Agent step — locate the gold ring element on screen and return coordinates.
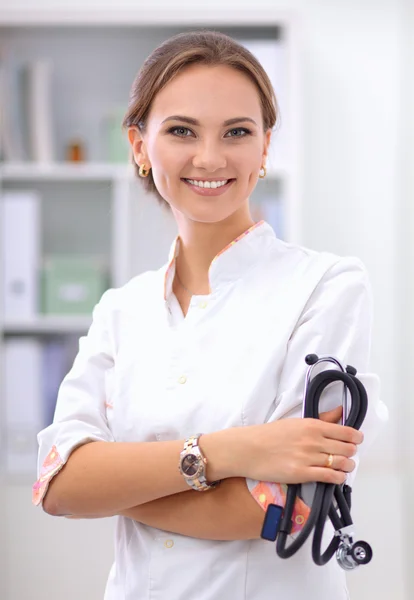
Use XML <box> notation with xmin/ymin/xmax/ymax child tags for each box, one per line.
<box><xmin>325</xmin><ymin>454</ymin><xmax>334</xmax><ymax>468</ymax></box>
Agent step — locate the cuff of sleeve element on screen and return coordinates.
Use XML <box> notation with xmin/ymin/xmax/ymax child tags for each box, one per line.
<box><xmin>33</xmin><ymin>418</ymin><xmax>114</xmax><ymax>508</ymax></box>
<box><xmin>246</xmin><ymin>478</ymin><xmax>311</xmax><ymax>534</ymax></box>
<box><xmin>32</xmin><ymin>445</ymin><xmax>65</xmax><ymax>506</ymax></box>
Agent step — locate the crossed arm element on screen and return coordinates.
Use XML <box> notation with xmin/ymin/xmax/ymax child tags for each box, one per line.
<box><xmin>68</xmin><ymin>477</ymin><xmax>265</xmax><ymax>541</ymax></box>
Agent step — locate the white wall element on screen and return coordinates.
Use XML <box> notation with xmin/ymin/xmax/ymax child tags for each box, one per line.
<box><xmin>400</xmin><ymin>0</ymin><xmax>414</xmax><ymax>598</ymax></box>
<box><xmin>0</xmin><ymin>1</ymin><xmax>408</xmax><ymax>599</ymax></box>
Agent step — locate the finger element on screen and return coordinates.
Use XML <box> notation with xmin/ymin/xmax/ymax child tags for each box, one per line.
<box><xmin>315</xmin><ymin>454</ymin><xmax>356</xmax><ymax>473</ymax></box>
<box><xmin>319</xmin><ymin>406</ymin><xmax>343</xmax><ymax>424</ymax></box>
<box><xmin>320</xmin><ymin>422</ymin><xmax>364</xmax><ymax>445</ymax></box>
<box><xmin>306</xmin><ymin>467</ymin><xmax>348</xmax><ymax>486</ymax></box>
<box><xmin>322</xmin><ymin>439</ymin><xmax>358</xmax><ymax>459</ymax></box>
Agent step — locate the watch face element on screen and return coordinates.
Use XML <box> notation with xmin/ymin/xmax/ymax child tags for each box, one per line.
<box><xmin>181</xmin><ymin>453</ymin><xmax>200</xmax><ymax>477</ymax></box>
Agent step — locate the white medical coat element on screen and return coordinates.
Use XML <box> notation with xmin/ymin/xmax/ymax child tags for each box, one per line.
<box><xmin>33</xmin><ymin>220</ymin><xmax>388</xmax><ymax>600</ymax></box>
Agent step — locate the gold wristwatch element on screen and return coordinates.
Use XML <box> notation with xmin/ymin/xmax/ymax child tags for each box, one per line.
<box><xmin>178</xmin><ymin>434</ymin><xmax>221</xmax><ymax>491</ymax></box>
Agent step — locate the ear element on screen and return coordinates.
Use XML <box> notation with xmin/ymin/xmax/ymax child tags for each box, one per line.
<box><xmin>262</xmin><ymin>129</ymin><xmax>272</xmax><ymax>164</ymax></box>
<box><xmin>128</xmin><ymin>126</ymin><xmax>151</xmax><ymax>169</ymax></box>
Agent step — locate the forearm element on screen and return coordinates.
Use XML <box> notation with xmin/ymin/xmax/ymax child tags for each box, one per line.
<box><xmin>44</xmin><ymin>428</ymin><xmax>242</xmax><ymax>518</ymax></box>
<box><xmin>119</xmin><ymin>477</ymin><xmax>264</xmax><ymax>541</ymax></box>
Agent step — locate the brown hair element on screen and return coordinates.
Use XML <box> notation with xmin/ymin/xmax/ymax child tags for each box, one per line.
<box><xmin>122</xmin><ymin>30</ymin><xmax>279</xmax><ymax>207</ymax></box>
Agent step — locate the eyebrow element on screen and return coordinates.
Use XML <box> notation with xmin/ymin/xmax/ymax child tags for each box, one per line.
<box><xmin>161</xmin><ymin>115</ymin><xmax>258</xmax><ymax>127</ymax></box>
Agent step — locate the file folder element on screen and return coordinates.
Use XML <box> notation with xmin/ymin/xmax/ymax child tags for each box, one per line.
<box><xmin>4</xmin><ymin>337</ymin><xmax>43</xmax><ymax>474</ymax></box>
<box><xmin>1</xmin><ymin>190</ymin><xmax>41</xmax><ymax>320</ymax></box>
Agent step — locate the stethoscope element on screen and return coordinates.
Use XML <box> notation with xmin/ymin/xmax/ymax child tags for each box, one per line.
<box><xmin>261</xmin><ymin>354</ymin><xmax>373</xmax><ymax>570</ymax></box>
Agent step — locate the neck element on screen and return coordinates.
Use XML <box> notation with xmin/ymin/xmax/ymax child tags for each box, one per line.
<box><xmin>172</xmin><ymin>211</ymin><xmax>255</xmax><ymax>295</ymax></box>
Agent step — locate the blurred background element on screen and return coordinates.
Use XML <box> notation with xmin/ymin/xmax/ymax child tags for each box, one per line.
<box><xmin>0</xmin><ymin>0</ymin><xmax>412</xmax><ymax>598</ymax></box>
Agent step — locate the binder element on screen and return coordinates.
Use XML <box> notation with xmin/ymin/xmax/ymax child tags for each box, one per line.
<box><xmin>42</xmin><ymin>335</ymin><xmax>81</xmax><ymax>428</ymax></box>
<box><xmin>21</xmin><ymin>60</ymin><xmax>55</xmax><ymax>163</ymax></box>
<box><xmin>3</xmin><ymin>337</ymin><xmax>43</xmax><ymax>474</ymax></box>
<box><xmin>1</xmin><ymin>190</ymin><xmax>41</xmax><ymax>320</ymax></box>
<box><xmin>0</xmin><ymin>57</ymin><xmax>27</xmax><ymax>162</ymax></box>
<box><xmin>42</xmin><ymin>338</ymin><xmax>66</xmax><ymax>428</ymax></box>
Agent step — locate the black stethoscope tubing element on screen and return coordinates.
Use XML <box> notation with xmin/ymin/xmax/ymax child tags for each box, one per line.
<box><xmin>263</xmin><ymin>359</ymin><xmax>372</xmax><ymax>568</ymax></box>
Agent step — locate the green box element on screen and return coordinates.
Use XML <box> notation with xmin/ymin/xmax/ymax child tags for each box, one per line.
<box><xmin>41</xmin><ymin>256</ymin><xmax>108</xmax><ymax>315</ymax></box>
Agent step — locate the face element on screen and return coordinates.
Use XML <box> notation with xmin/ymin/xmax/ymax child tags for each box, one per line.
<box><xmin>128</xmin><ymin>64</ymin><xmax>272</xmax><ymax>225</ymax></box>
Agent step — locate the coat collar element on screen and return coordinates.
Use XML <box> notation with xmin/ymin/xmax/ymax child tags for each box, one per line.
<box><xmin>162</xmin><ymin>220</ymin><xmax>276</xmax><ymax>300</ymax></box>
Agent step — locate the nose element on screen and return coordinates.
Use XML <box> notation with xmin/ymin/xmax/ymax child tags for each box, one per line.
<box><xmin>192</xmin><ymin>139</ymin><xmax>227</xmax><ymax>172</ymax></box>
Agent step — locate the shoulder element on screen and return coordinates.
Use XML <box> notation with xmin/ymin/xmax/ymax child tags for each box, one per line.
<box><xmin>267</xmin><ymin>236</ymin><xmax>370</xmax><ymax>287</ymax></box>
<box><xmin>261</xmin><ymin>237</ymin><xmax>372</xmax><ymax>315</ymax></box>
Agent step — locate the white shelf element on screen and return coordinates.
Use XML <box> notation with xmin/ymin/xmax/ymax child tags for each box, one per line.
<box><xmin>0</xmin><ymin>162</ymin><xmax>287</xmax><ymax>182</ymax></box>
<box><xmin>0</xmin><ymin>162</ymin><xmax>134</xmax><ymax>182</ymax></box>
<box><xmin>0</xmin><ymin>8</ymin><xmax>294</xmax><ymax>27</ymax></box>
<box><xmin>3</xmin><ymin>315</ymin><xmax>92</xmax><ymax>334</ymax></box>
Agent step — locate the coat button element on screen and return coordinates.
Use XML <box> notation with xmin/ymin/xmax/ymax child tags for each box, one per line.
<box><xmin>199</xmin><ymin>301</ymin><xmax>208</xmax><ymax>309</ymax></box>
<box><xmin>164</xmin><ymin>539</ymin><xmax>174</xmax><ymax>548</ymax></box>
<box><xmin>178</xmin><ymin>375</ymin><xmax>187</xmax><ymax>384</ymax></box>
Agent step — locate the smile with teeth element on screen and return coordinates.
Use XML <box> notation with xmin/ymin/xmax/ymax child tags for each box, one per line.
<box><xmin>185</xmin><ymin>179</ymin><xmax>231</xmax><ymax>189</ymax></box>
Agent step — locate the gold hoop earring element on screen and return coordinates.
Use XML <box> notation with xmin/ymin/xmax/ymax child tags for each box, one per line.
<box><xmin>259</xmin><ymin>165</ymin><xmax>267</xmax><ymax>179</ymax></box>
<box><xmin>139</xmin><ymin>164</ymin><xmax>150</xmax><ymax>178</ymax></box>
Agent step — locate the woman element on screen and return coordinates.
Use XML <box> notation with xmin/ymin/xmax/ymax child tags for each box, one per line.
<box><xmin>33</xmin><ymin>30</ymin><xmax>387</xmax><ymax>599</ymax></box>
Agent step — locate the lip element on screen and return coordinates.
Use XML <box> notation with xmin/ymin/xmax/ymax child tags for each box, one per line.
<box><xmin>182</xmin><ymin>178</ymin><xmax>235</xmax><ymax>196</ymax></box>
<box><xmin>184</xmin><ymin>177</ymin><xmax>233</xmax><ymax>182</ymax></box>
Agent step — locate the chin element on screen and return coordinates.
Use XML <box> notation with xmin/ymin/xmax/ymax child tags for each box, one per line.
<box><xmin>188</xmin><ymin>207</ymin><xmax>243</xmax><ymax>225</ymax></box>
<box><xmin>166</xmin><ymin>190</ymin><xmax>246</xmax><ymax>223</ymax></box>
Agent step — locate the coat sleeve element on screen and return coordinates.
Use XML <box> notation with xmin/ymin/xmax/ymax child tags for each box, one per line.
<box><xmin>245</xmin><ymin>256</ymin><xmax>388</xmax><ymax>531</ymax></box>
<box><xmin>32</xmin><ymin>289</ymin><xmax>116</xmax><ymax>508</ymax></box>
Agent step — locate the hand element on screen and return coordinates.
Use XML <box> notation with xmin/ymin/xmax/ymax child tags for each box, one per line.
<box><xmin>237</xmin><ymin>406</ymin><xmax>363</xmax><ymax>486</ymax></box>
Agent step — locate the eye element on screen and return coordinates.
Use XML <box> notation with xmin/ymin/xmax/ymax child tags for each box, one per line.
<box><xmin>225</xmin><ymin>127</ymin><xmax>252</xmax><ymax>138</ymax></box>
<box><xmin>168</xmin><ymin>126</ymin><xmax>194</xmax><ymax>138</ymax></box>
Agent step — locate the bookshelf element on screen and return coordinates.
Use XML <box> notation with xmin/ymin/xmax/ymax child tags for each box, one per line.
<box><xmin>0</xmin><ymin>14</ymin><xmax>301</xmax><ymax>478</ymax></box>
<box><xmin>0</xmin><ymin>161</ymin><xmax>289</xmax><ymax>183</ymax></box>
<box><xmin>3</xmin><ymin>315</ymin><xmax>92</xmax><ymax>335</ymax></box>
<box><xmin>0</xmin><ymin>9</ymin><xmax>302</xmax><ymax>600</ymax></box>
<box><xmin>0</xmin><ymin>162</ymin><xmax>135</xmax><ymax>181</ymax></box>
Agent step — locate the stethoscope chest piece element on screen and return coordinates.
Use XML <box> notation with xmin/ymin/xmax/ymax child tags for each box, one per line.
<box><xmin>336</xmin><ymin>539</ymin><xmax>373</xmax><ymax>570</ymax></box>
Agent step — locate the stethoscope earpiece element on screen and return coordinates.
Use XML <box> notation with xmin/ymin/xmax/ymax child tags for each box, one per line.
<box><xmin>305</xmin><ymin>353</ymin><xmax>319</xmax><ymax>365</ymax></box>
